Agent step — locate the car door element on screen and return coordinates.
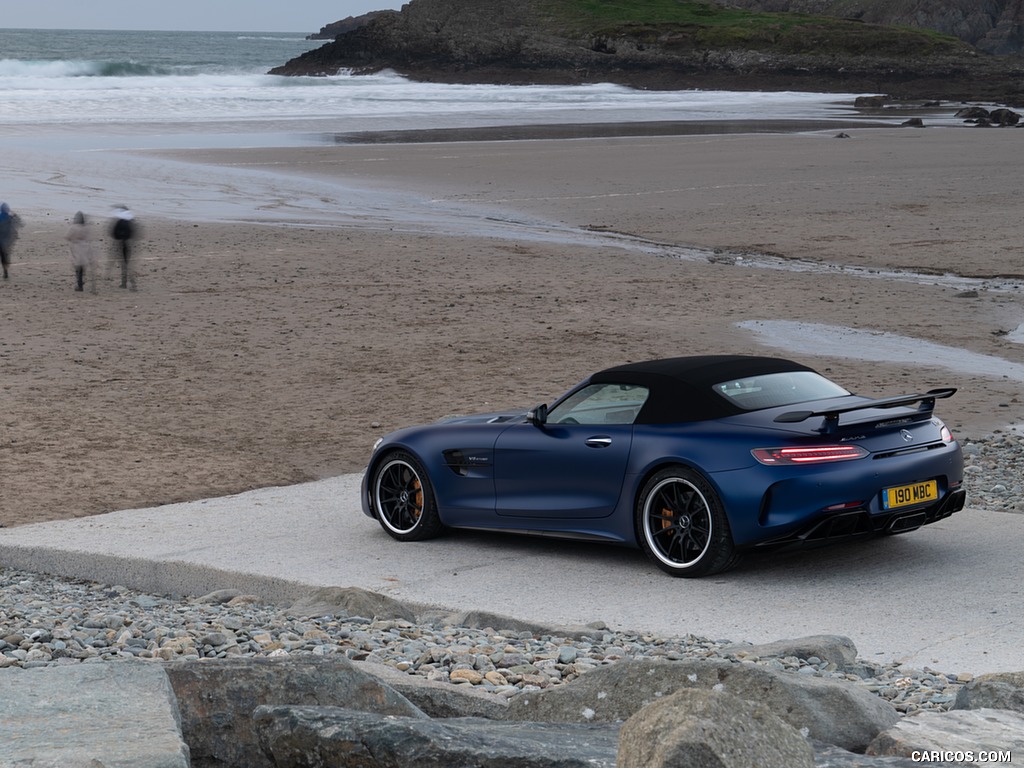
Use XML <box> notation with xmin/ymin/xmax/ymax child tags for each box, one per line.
<box><xmin>493</xmin><ymin>383</ymin><xmax>648</xmax><ymax>519</ymax></box>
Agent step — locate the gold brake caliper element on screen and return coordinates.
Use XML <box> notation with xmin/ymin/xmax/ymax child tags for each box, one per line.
<box><xmin>412</xmin><ymin>478</ymin><xmax>423</xmax><ymax>520</ymax></box>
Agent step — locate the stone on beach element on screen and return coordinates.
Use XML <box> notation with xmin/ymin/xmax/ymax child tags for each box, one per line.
<box><xmin>166</xmin><ymin>656</ymin><xmax>424</xmax><ymax>768</ymax></box>
<box><xmin>952</xmin><ymin>670</ymin><xmax>1024</xmax><ymax>713</ymax></box>
<box><xmin>866</xmin><ymin>708</ymin><xmax>1024</xmax><ymax>762</ymax></box>
<box><xmin>617</xmin><ymin>687</ymin><xmax>815</xmax><ymax>768</ymax></box>
<box><xmin>0</xmin><ymin>663</ymin><xmax>189</xmax><ymax>768</ymax></box>
<box><xmin>501</xmin><ymin>657</ymin><xmax>899</xmax><ymax>752</ymax></box>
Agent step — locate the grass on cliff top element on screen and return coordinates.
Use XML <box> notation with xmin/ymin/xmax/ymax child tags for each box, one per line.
<box><xmin>538</xmin><ymin>0</ymin><xmax>970</xmax><ymax>56</ymax></box>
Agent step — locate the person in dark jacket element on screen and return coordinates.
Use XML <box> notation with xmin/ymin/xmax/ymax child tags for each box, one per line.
<box><xmin>110</xmin><ymin>205</ymin><xmax>137</xmax><ymax>290</ymax></box>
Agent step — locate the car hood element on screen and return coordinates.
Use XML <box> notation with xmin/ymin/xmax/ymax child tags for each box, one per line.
<box><xmin>435</xmin><ymin>410</ymin><xmax>528</xmax><ymax>425</ymax></box>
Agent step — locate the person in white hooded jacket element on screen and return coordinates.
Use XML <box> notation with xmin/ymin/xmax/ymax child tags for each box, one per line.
<box><xmin>66</xmin><ymin>211</ymin><xmax>97</xmax><ymax>292</ymax></box>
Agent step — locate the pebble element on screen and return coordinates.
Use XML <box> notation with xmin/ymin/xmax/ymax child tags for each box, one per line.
<box><xmin>961</xmin><ymin>431</ymin><xmax>1024</xmax><ymax>514</ymax></box>
<box><xmin>0</xmin><ymin>566</ymin><xmax>968</xmax><ymax>714</ymax></box>
<box><xmin>1</xmin><ymin>432</ymin><xmax>1018</xmax><ymax>714</ymax></box>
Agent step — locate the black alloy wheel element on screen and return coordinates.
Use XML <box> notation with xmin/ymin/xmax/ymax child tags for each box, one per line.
<box><xmin>372</xmin><ymin>451</ymin><xmax>443</xmax><ymax>541</ymax></box>
<box><xmin>636</xmin><ymin>466</ymin><xmax>739</xmax><ymax>577</ymax></box>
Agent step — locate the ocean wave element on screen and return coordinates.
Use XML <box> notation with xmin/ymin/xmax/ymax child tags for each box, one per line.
<box><xmin>236</xmin><ymin>35</ymin><xmax>310</xmax><ymax>42</ymax></box>
<box><xmin>95</xmin><ymin>61</ymin><xmax>172</xmax><ymax>77</ymax></box>
<box><xmin>0</xmin><ymin>58</ymin><xmax>174</xmax><ymax>78</ymax></box>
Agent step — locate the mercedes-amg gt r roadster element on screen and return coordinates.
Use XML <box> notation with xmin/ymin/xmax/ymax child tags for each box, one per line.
<box><xmin>361</xmin><ymin>355</ymin><xmax>965</xmax><ymax>576</ymax></box>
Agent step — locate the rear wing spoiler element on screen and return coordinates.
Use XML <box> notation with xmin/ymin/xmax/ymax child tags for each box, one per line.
<box><xmin>774</xmin><ymin>388</ymin><xmax>957</xmax><ymax>433</ymax></box>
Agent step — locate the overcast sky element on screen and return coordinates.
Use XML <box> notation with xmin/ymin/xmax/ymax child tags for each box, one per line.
<box><xmin>4</xmin><ymin>1</ymin><xmax>403</xmax><ymax>33</ymax></box>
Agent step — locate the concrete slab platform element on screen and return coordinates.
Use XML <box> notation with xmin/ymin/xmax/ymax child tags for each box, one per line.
<box><xmin>0</xmin><ymin>474</ymin><xmax>1020</xmax><ymax>676</ymax></box>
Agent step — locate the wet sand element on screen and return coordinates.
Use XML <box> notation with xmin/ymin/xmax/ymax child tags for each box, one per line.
<box><xmin>2</xmin><ymin>124</ymin><xmax>1024</xmax><ymax>528</ymax></box>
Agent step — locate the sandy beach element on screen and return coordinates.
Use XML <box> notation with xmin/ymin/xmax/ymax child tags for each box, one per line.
<box><xmin>3</xmin><ymin>124</ymin><xmax>1024</xmax><ymax>529</ymax></box>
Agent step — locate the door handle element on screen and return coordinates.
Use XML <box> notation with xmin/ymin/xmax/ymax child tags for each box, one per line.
<box><xmin>586</xmin><ymin>437</ymin><xmax>612</xmax><ymax>448</ymax></box>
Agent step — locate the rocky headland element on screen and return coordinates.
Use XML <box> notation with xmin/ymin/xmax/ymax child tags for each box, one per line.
<box><xmin>271</xmin><ymin>0</ymin><xmax>1024</xmax><ymax>104</ymax></box>
<box><xmin>306</xmin><ymin>11</ymin><xmax>394</xmax><ymax>41</ymax></box>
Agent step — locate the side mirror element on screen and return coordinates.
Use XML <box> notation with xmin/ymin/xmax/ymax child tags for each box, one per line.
<box><xmin>526</xmin><ymin>403</ymin><xmax>548</xmax><ymax>426</ymax></box>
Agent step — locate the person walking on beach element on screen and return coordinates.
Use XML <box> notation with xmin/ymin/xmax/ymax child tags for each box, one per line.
<box><xmin>0</xmin><ymin>202</ymin><xmax>23</xmax><ymax>280</ymax></box>
<box><xmin>66</xmin><ymin>211</ymin><xmax>97</xmax><ymax>293</ymax></box>
<box><xmin>110</xmin><ymin>205</ymin><xmax>137</xmax><ymax>290</ymax></box>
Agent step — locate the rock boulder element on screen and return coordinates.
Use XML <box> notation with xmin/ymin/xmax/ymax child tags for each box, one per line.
<box><xmin>953</xmin><ymin>671</ymin><xmax>1024</xmax><ymax>713</ymax></box>
<box><xmin>617</xmin><ymin>687</ymin><xmax>815</xmax><ymax>768</ymax></box>
<box><xmin>254</xmin><ymin>705</ymin><xmax>620</xmax><ymax>768</ymax></box>
<box><xmin>867</xmin><ymin>708</ymin><xmax>1024</xmax><ymax>762</ymax></box>
<box><xmin>501</xmin><ymin>657</ymin><xmax>898</xmax><ymax>751</ymax></box>
<box><xmin>166</xmin><ymin>656</ymin><xmax>423</xmax><ymax>768</ymax></box>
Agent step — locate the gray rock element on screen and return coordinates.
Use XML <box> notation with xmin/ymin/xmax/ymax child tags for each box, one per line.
<box><xmin>721</xmin><ymin>634</ymin><xmax>862</xmax><ymax>673</ymax></box>
<box><xmin>196</xmin><ymin>588</ymin><xmax>246</xmax><ymax>604</ymax></box>
<box><xmin>502</xmin><ymin>658</ymin><xmax>898</xmax><ymax>751</ymax></box>
<box><xmin>424</xmin><ymin>606</ymin><xmax>609</xmax><ymax>641</ymax></box>
<box><xmin>953</xmin><ymin>671</ymin><xmax>1024</xmax><ymax>713</ymax></box>
<box><xmin>166</xmin><ymin>656</ymin><xmax>424</xmax><ymax>768</ymax></box>
<box><xmin>285</xmin><ymin>585</ymin><xmax>417</xmax><ymax>621</ymax></box>
<box><xmin>812</xmin><ymin>741</ymin><xmax>971</xmax><ymax>767</ymax></box>
<box><xmin>617</xmin><ymin>688</ymin><xmax>815</xmax><ymax>768</ymax></box>
<box><xmin>854</xmin><ymin>95</ymin><xmax>886</xmax><ymax>109</ymax></box>
<box><xmin>990</xmin><ymin>107</ymin><xmax>1021</xmax><ymax>126</ymax></box>
<box><xmin>0</xmin><ymin>661</ymin><xmax>189</xmax><ymax>768</ymax></box>
<box><xmin>361</xmin><ymin>659</ymin><xmax>511</xmax><ymax>719</ymax></box>
<box><xmin>253</xmin><ymin>705</ymin><xmax>620</xmax><ymax>768</ymax></box>
<box><xmin>867</xmin><ymin>708</ymin><xmax>1024</xmax><ymax>761</ymax></box>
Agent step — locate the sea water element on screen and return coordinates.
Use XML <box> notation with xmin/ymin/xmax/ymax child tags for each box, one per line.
<box><xmin>0</xmin><ymin>28</ymin><xmax>876</xmax><ymax>227</ymax></box>
<box><xmin>0</xmin><ymin>27</ymin><xmax>874</xmax><ymax>141</ymax></box>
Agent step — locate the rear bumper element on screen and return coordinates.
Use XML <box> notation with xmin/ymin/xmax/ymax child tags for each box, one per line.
<box><xmin>752</xmin><ymin>488</ymin><xmax>967</xmax><ymax>550</ymax></box>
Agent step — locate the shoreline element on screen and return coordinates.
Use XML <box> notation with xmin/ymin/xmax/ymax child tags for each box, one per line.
<box><xmin>330</xmin><ymin>117</ymin><xmax>898</xmax><ymax>144</ymax></box>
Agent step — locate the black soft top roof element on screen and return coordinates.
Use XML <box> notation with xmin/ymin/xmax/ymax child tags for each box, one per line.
<box><xmin>589</xmin><ymin>355</ymin><xmax>816</xmax><ymax>424</ymax></box>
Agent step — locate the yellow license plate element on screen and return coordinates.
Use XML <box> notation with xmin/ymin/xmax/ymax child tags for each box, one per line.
<box><xmin>882</xmin><ymin>480</ymin><xmax>938</xmax><ymax>510</ymax></box>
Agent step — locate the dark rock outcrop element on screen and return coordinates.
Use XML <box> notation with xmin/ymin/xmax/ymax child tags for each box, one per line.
<box><xmin>307</xmin><ymin>11</ymin><xmax>396</xmax><ymax>40</ymax></box>
<box><xmin>953</xmin><ymin>105</ymin><xmax>1022</xmax><ymax>124</ymax></box>
<box><xmin>274</xmin><ymin>0</ymin><xmax>1024</xmax><ymax>101</ymax></box>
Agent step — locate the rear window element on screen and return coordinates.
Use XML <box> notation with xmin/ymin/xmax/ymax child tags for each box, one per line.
<box><xmin>712</xmin><ymin>371</ymin><xmax>849</xmax><ymax>411</ymax></box>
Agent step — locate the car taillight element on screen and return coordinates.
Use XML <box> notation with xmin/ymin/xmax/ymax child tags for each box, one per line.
<box><xmin>752</xmin><ymin>445</ymin><xmax>869</xmax><ymax>465</ymax></box>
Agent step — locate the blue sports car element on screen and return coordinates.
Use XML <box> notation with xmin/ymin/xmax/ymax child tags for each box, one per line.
<box><xmin>361</xmin><ymin>355</ymin><xmax>965</xmax><ymax>577</ymax></box>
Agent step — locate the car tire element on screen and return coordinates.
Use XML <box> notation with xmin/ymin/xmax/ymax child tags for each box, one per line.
<box><xmin>371</xmin><ymin>451</ymin><xmax>444</xmax><ymax>541</ymax></box>
<box><xmin>636</xmin><ymin>466</ymin><xmax>740</xmax><ymax>577</ymax></box>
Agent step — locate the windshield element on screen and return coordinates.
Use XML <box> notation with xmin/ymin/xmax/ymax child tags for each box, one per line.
<box><xmin>548</xmin><ymin>383</ymin><xmax>650</xmax><ymax>425</ymax></box>
<box><xmin>712</xmin><ymin>371</ymin><xmax>849</xmax><ymax>411</ymax></box>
